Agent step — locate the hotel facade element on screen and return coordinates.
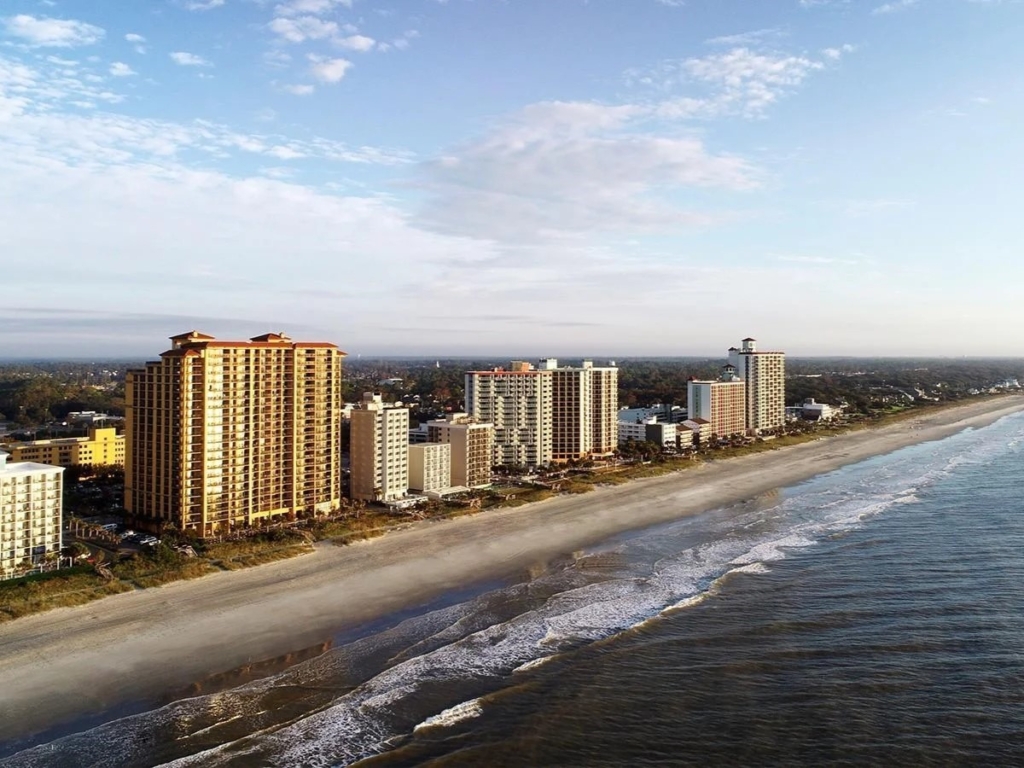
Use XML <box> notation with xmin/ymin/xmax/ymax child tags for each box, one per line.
<box><xmin>426</xmin><ymin>413</ymin><xmax>494</xmax><ymax>488</ymax></box>
<box><xmin>544</xmin><ymin>359</ymin><xmax>619</xmax><ymax>463</ymax></box>
<box><xmin>0</xmin><ymin>451</ymin><xmax>64</xmax><ymax>580</ymax></box>
<box><xmin>125</xmin><ymin>331</ymin><xmax>345</xmax><ymax>536</ymax></box>
<box><xmin>349</xmin><ymin>393</ymin><xmax>410</xmax><ymax>502</ymax></box>
<box><xmin>3</xmin><ymin>427</ymin><xmax>125</xmax><ymax>469</ymax></box>
<box><xmin>728</xmin><ymin>338</ymin><xmax>786</xmax><ymax>433</ymax></box>
<box><xmin>465</xmin><ymin>362</ymin><xmax>553</xmax><ymax>468</ymax></box>
<box><xmin>687</xmin><ymin>367</ymin><xmax>747</xmax><ymax>439</ymax></box>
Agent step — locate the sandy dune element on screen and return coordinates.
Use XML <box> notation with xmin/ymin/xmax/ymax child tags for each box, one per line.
<box><xmin>1</xmin><ymin>395</ymin><xmax>1022</xmax><ymax>745</ymax></box>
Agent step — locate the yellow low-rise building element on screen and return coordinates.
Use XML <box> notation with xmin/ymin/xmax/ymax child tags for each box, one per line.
<box><xmin>1</xmin><ymin>427</ymin><xmax>125</xmax><ymax>468</ymax></box>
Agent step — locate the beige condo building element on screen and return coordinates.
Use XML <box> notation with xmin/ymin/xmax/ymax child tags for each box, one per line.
<box><xmin>728</xmin><ymin>338</ymin><xmax>786</xmax><ymax>433</ymax></box>
<box><xmin>465</xmin><ymin>362</ymin><xmax>553</xmax><ymax>468</ymax></box>
<box><xmin>125</xmin><ymin>331</ymin><xmax>345</xmax><ymax>536</ymax></box>
<box><xmin>408</xmin><ymin>442</ymin><xmax>451</xmax><ymax>494</ymax></box>
<box><xmin>543</xmin><ymin>359</ymin><xmax>619</xmax><ymax>462</ymax></box>
<box><xmin>687</xmin><ymin>367</ymin><xmax>747</xmax><ymax>439</ymax></box>
<box><xmin>3</xmin><ymin>427</ymin><xmax>125</xmax><ymax>469</ymax></box>
<box><xmin>1</xmin><ymin>451</ymin><xmax>64</xmax><ymax>580</ymax></box>
<box><xmin>349</xmin><ymin>393</ymin><xmax>410</xmax><ymax>502</ymax></box>
<box><xmin>426</xmin><ymin>413</ymin><xmax>494</xmax><ymax>488</ymax></box>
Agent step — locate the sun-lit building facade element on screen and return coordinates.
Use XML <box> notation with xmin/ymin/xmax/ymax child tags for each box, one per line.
<box><xmin>729</xmin><ymin>338</ymin><xmax>786</xmax><ymax>433</ymax></box>
<box><xmin>687</xmin><ymin>367</ymin><xmax>747</xmax><ymax>439</ymax></box>
<box><xmin>0</xmin><ymin>451</ymin><xmax>64</xmax><ymax>580</ymax></box>
<box><xmin>125</xmin><ymin>331</ymin><xmax>345</xmax><ymax>536</ymax></box>
<box><xmin>2</xmin><ymin>427</ymin><xmax>125</xmax><ymax>469</ymax></box>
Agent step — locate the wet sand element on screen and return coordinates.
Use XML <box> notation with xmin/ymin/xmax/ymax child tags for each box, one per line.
<box><xmin>1</xmin><ymin>395</ymin><xmax>1022</xmax><ymax>745</ymax></box>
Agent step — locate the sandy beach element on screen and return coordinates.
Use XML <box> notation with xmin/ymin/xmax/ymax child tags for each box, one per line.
<box><xmin>2</xmin><ymin>395</ymin><xmax>1022</xmax><ymax>746</ymax></box>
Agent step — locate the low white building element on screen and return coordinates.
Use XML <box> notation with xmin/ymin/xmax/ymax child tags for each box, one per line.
<box><xmin>409</xmin><ymin>443</ymin><xmax>452</xmax><ymax>493</ymax></box>
<box><xmin>0</xmin><ymin>451</ymin><xmax>64</xmax><ymax>580</ymax></box>
<box><xmin>802</xmin><ymin>399</ymin><xmax>840</xmax><ymax>421</ymax></box>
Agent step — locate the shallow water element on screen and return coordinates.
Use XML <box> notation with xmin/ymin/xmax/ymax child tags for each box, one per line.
<box><xmin>5</xmin><ymin>411</ymin><xmax>1024</xmax><ymax>767</ymax></box>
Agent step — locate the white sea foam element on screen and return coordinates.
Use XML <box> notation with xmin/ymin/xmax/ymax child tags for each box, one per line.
<box><xmin>513</xmin><ymin>656</ymin><xmax>553</xmax><ymax>674</ymax></box>
<box><xmin>413</xmin><ymin>698</ymin><xmax>484</xmax><ymax>732</ymax></box>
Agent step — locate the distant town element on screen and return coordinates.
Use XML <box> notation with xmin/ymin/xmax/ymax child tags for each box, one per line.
<box><xmin>1</xmin><ymin>332</ymin><xmax>1022</xmax><ymax>590</ymax></box>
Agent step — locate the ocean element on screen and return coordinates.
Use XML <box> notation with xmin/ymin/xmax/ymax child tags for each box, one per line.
<box><xmin>5</xmin><ymin>411</ymin><xmax>1024</xmax><ymax>767</ymax></box>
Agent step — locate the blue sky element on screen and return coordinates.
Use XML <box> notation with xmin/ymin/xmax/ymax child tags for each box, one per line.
<box><xmin>1</xmin><ymin>0</ymin><xmax>1021</xmax><ymax>358</ymax></box>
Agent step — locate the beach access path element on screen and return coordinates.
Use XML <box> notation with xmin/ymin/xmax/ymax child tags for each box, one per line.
<box><xmin>2</xmin><ymin>395</ymin><xmax>1023</xmax><ymax>744</ymax></box>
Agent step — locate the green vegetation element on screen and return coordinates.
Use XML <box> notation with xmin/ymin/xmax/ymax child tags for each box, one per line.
<box><xmin>0</xmin><ymin>567</ymin><xmax>132</xmax><ymax>621</ymax></box>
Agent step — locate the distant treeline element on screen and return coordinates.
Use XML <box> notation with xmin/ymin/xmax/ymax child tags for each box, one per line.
<box><xmin>1</xmin><ymin>357</ymin><xmax>1021</xmax><ymax>426</ymax></box>
<box><xmin>0</xmin><ymin>361</ymin><xmax>132</xmax><ymax>425</ymax></box>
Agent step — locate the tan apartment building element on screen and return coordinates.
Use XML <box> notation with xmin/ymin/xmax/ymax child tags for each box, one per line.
<box><xmin>543</xmin><ymin>359</ymin><xmax>620</xmax><ymax>462</ymax></box>
<box><xmin>426</xmin><ymin>413</ymin><xmax>494</xmax><ymax>488</ymax></box>
<box><xmin>2</xmin><ymin>427</ymin><xmax>125</xmax><ymax>469</ymax></box>
<box><xmin>687</xmin><ymin>367</ymin><xmax>747</xmax><ymax>439</ymax></box>
<box><xmin>350</xmin><ymin>393</ymin><xmax>410</xmax><ymax>502</ymax></box>
<box><xmin>590</xmin><ymin>365</ymin><xmax>619</xmax><ymax>457</ymax></box>
<box><xmin>465</xmin><ymin>362</ymin><xmax>553</xmax><ymax>468</ymax></box>
<box><xmin>125</xmin><ymin>331</ymin><xmax>345</xmax><ymax>536</ymax></box>
<box><xmin>1</xmin><ymin>451</ymin><xmax>63</xmax><ymax>580</ymax></box>
<box><xmin>408</xmin><ymin>443</ymin><xmax>451</xmax><ymax>493</ymax></box>
<box><xmin>728</xmin><ymin>338</ymin><xmax>786</xmax><ymax>433</ymax></box>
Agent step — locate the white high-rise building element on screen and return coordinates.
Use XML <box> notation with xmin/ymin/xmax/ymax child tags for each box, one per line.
<box><xmin>349</xmin><ymin>393</ymin><xmax>410</xmax><ymax>502</ymax></box>
<box><xmin>1</xmin><ymin>451</ymin><xmax>64</xmax><ymax>580</ymax></box>
<box><xmin>465</xmin><ymin>362</ymin><xmax>553</xmax><ymax>468</ymax></box>
<box><xmin>728</xmin><ymin>338</ymin><xmax>786</xmax><ymax>433</ymax></box>
<box><xmin>408</xmin><ymin>443</ymin><xmax>451</xmax><ymax>493</ymax></box>
<box><xmin>426</xmin><ymin>413</ymin><xmax>494</xmax><ymax>488</ymax></box>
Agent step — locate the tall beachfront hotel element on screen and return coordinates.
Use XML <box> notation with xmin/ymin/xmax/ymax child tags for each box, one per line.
<box><xmin>465</xmin><ymin>361</ymin><xmax>553</xmax><ymax>469</ymax></box>
<box><xmin>728</xmin><ymin>338</ymin><xmax>786</xmax><ymax>433</ymax></box>
<box><xmin>349</xmin><ymin>392</ymin><xmax>410</xmax><ymax>502</ymax></box>
<box><xmin>465</xmin><ymin>359</ymin><xmax>619</xmax><ymax>468</ymax></box>
<box><xmin>544</xmin><ymin>359</ymin><xmax>619</xmax><ymax>462</ymax></box>
<box><xmin>125</xmin><ymin>331</ymin><xmax>345</xmax><ymax>536</ymax></box>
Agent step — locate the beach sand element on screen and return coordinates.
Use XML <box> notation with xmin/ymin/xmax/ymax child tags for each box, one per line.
<box><xmin>2</xmin><ymin>395</ymin><xmax>1022</xmax><ymax>745</ymax></box>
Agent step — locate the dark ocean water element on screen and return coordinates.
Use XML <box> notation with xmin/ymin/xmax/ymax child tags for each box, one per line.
<box><xmin>6</xmin><ymin>411</ymin><xmax>1024</xmax><ymax>768</ymax></box>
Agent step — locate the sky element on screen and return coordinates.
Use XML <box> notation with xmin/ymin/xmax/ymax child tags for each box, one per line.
<box><xmin>1</xmin><ymin>0</ymin><xmax>1022</xmax><ymax>358</ymax></box>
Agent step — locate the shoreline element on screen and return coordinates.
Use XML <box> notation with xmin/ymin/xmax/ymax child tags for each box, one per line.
<box><xmin>1</xmin><ymin>394</ymin><xmax>1023</xmax><ymax>746</ymax></box>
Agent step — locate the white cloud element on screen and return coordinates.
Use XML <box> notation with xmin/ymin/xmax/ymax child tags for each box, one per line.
<box><xmin>125</xmin><ymin>32</ymin><xmax>147</xmax><ymax>54</ymax></box>
<box><xmin>183</xmin><ymin>0</ymin><xmax>226</xmax><ymax>10</ymax></box>
<box><xmin>1</xmin><ymin>54</ymin><xmax>409</xmax><ymax>164</ymax></box>
<box><xmin>416</xmin><ymin>100</ymin><xmax>756</xmax><ymax>242</ymax></box>
<box><xmin>1</xmin><ymin>14</ymin><xmax>104</xmax><ymax>48</ymax></box>
<box><xmin>821</xmin><ymin>43</ymin><xmax>856</xmax><ymax>59</ymax></box>
<box><xmin>656</xmin><ymin>0</ymin><xmax>686</xmax><ymax>6</ymax></box>
<box><xmin>268</xmin><ymin>15</ymin><xmax>339</xmax><ymax>43</ymax></box>
<box><xmin>872</xmin><ymin>0</ymin><xmax>919</xmax><ymax>13</ymax></box>
<box><xmin>389</xmin><ymin>29</ymin><xmax>419</xmax><ymax>51</ymax></box>
<box><xmin>336</xmin><ymin>34</ymin><xmax>375</xmax><ymax>52</ymax></box>
<box><xmin>109</xmin><ymin>62</ymin><xmax>136</xmax><ymax>77</ymax></box>
<box><xmin>274</xmin><ymin>0</ymin><xmax>353</xmax><ymax>16</ymax></box>
<box><xmin>630</xmin><ymin>47</ymin><xmax>838</xmax><ymax>120</ymax></box>
<box><xmin>706</xmin><ymin>28</ymin><xmax>784</xmax><ymax>46</ymax></box>
<box><xmin>283</xmin><ymin>83</ymin><xmax>315</xmax><ymax>95</ymax></box>
<box><xmin>170</xmin><ymin>51</ymin><xmax>212</xmax><ymax>67</ymax></box>
<box><xmin>308</xmin><ymin>55</ymin><xmax>352</xmax><ymax>83</ymax></box>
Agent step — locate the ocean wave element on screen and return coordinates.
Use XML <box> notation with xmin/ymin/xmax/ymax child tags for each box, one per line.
<box><xmin>413</xmin><ymin>698</ymin><xmax>484</xmax><ymax>732</ymax></box>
